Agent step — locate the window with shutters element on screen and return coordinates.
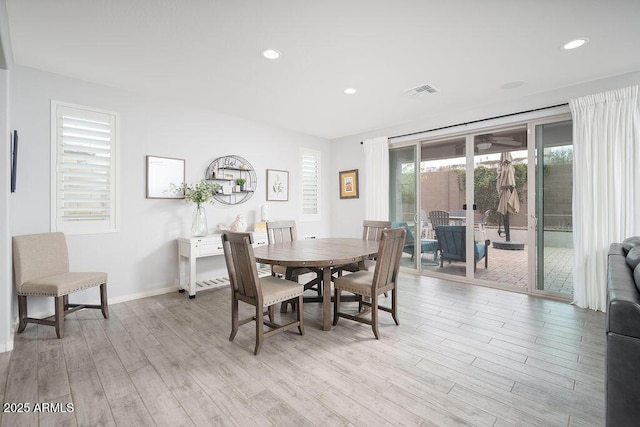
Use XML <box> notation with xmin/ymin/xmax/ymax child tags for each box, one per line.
<box><xmin>300</xmin><ymin>148</ymin><xmax>321</xmax><ymax>221</ymax></box>
<box><xmin>51</xmin><ymin>101</ymin><xmax>119</xmax><ymax>234</ymax></box>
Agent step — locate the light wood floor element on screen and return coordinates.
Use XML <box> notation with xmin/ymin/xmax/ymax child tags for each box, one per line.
<box><xmin>0</xmin><ymin>274</ymin><xmax>606</xmax><ymax>426</ymax></box>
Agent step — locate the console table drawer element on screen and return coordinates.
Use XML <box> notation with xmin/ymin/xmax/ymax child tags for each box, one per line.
<box><xmin>196</xmin><ymin>240</ymin><xmax>224</xmax><ymax>257</ymax></box>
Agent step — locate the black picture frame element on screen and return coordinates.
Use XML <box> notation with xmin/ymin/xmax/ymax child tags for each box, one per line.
<box><xmin>10</xmin><ymin>130</ymin><xmax>17</xmax><ymax>193</ymax></box>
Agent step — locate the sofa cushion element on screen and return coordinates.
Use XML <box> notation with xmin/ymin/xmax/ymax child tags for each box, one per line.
<box><xmin>636</xmin><ymin>264</ymin><xmax>640</xmax><ymax>294</ymax></box>
<box><xmin>627</xmin><ymin>247</ymin><xmax>640</xmax><ymax>270</ymax></box>
<box><xmin>623</xmin><ymin>236</ymin><xmax>640</xmax><ymax>254</ymax></box>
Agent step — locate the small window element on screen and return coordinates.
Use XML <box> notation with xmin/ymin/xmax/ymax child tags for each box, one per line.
<box><xmin>51</xmin><ymin>101</ymin><xmax>119</xmax><ymax>234</ymax></box>
<box><xmin>300</xmin><ymin>148</ymin><xmax>321</xmax><ymax>221</ymax></box>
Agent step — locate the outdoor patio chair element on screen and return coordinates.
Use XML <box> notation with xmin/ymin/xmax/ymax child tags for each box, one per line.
<box><xmin>391</xmin><ymin>222</ymin><xmax>438</xmax><ymax>263</ymax></box>
<box><xmin>474</xmin><ymin>209</ymin><xmax>491</xmax><ymax>241</ymax></box>
<box><xmin>428</xmin><ymin>210</ymin><xmax>450</xmax><ymax>238</ymax></box>
<box><xmin>435</xmin><ymin>225</ymin><xmax>489</xmax><ymax>272</ymax></box>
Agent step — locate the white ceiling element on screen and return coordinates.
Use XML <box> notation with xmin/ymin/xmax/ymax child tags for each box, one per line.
<box><xmin>5</xmin><ymin>1</ymin><xmax>640</xmax><ymax>140</ymax></box>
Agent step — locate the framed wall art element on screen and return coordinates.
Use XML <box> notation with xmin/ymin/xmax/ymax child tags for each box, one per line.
<box><xmin>266</xmin><ymin>169</ymin><xmax>289</xmax><ymax>201</ymax></box>
<box><xmin>146</xmin><ymin>155</ymin><xmax>185</xmax><ymax>199</ymax></box>
<box><xmin>339</xmin><ymin>169</ymin><xmax>359</xmax><ymax>199</ymax></box>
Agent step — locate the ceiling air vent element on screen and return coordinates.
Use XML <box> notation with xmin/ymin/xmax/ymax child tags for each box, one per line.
<box><xmin>405</xmin><ymin>83</ymin><xmax>440</xmax><ymax>96</ymax></box>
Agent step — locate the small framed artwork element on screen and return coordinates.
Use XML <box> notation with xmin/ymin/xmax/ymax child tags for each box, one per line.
<box><xmin>339</xmin><ymin>169</ymin><xmax>359</xmax><ymax>199</ymax></box>
<box><xmin>266</xmin><ymin>169</ymin><xmax>289</xmax><ymax>201</ymax></box>
<box><xmin>146</xmin><ymin>155</ymin><xmax>185</xmax><ymax>199</ymax></box>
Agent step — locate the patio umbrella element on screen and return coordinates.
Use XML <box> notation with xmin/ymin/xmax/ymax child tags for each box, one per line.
<box><xmin>496</xmin><ymin>152</ymin><xmax>519</xmax><ymax>242</ymax></box>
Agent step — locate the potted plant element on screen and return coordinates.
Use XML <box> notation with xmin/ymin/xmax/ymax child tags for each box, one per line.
<box><xmin>174</xmin><ymin>180</ymin><xmax>220</xmax><ymax>236</ymax></box>
<box><xmin>235</xmin><ymin>178</ymin><xmax>247</xmax><ymax>191</ymax></box>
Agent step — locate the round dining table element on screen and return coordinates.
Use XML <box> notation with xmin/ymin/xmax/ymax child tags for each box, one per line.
<box><xmin>252</xmin><ymin>238</ymin><xmax>379</xmax><ymax>331</ymax></box>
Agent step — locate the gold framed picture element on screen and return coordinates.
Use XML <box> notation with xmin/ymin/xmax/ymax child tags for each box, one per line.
<box><xmin>339</xmin><ymin>169</ymin><xmax>359</xmax><ymax>199</ymax></box>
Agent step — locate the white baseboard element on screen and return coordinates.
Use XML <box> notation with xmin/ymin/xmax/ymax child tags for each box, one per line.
<box><xmin>108</xmin><ymin>285</ymin><xmax>178</xmax><ymax>305</ymax></box>
<box><xmin>0</xmin><ymin>318</ymin><xmax>17</xmax><ymax>353</ymax></box>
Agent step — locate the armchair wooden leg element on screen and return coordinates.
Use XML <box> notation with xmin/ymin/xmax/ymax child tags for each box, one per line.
<box><xmin>254</xmin><ymin>305</ymin><xmax>264</xmax><ymax>356</ymax></box>
<box><xmin>391</xmin><ymin>288</ymin><xmax>399</xmax><ymax>326</ymax></box>
<box><xmin>55</xmin><ymin>296</ymin><xmax>65</xmax><ymax>339</ymax></box>
<box><xmin>229</xmin><ymin>296</ymin><xmax>239</xmax><ymax>341</ymax></box>
<box><xmin>17</xmin><ymin>296</ymin><xmax>27</xmax><ymax>334</ymax></box>
<box><xmin>100</xmin><ymin>283</ymin><xmax>109</xmax><ymax>319</ymax></box>
<box><xmin>485</xmin><ymin>240</ymin><xmax>489</xmax><ymax>269</ymax></box>
<box><xmin>334</xmin><ymin>288</ymin><xmax>340</xmax><ymax>325</ymax></box>
<box><xmin>63</xmin><ymin>294</ymin><xmax>69</xmax><ymax>311</ymax></box>
<box><xmin>297</xmin><ymin>295</ymin><xmax>304</xmax><ymax>335</ymax></box>
<box><xmin>268</xmin><ymin>305</ymin><xmax>275</xmax><ymax>323</ymax></box>
<box><xmin>371</xmin><ymin>295</ymin><xmax>379</xmax><ymax>340</ymax></box>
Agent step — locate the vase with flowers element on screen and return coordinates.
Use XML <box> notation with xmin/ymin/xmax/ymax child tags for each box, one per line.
<box><xmin>177</xmin><ymin>179</ymin><xmax>219</xmax><ymax>237</ymax></box>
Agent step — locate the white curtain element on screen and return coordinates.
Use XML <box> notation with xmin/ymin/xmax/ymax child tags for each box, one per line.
<box><xmin>363</xmin><ymin>137</ymin><xmax>389</xmax><ymax>220</ymax></box>
<box><xmin>570</xmin><ymin>85</ymin><xmax>640</xmax><ymax>311</ymax></box>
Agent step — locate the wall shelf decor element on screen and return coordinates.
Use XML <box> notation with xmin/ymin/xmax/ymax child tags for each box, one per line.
<box><xmin>205</xmin><ymin>155</ymin><xmax>256</xmax><ymax>205</ymax></box>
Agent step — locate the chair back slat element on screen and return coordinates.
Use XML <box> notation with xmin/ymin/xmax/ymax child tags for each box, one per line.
<box><xmin>362</xmin><ymin>220</ymin><xmax>391</xmax><ymax>241</ymax></box>
<box><xmin>12</xmin><ymin>232</ymin><xmax>70</xmax><ymax>288</ymax></box>
<box><xmin>428</xmin><ymin>210</ymin><xmax>450</xmax><ymax>230</ymax></box>
<box><xmin>222</xmin><ymin>231</ymin><xmax>261</xmax><ymax>300</ymax></box>
<box><xmin>372</xmin><ymin>228</ymin><xmax>406</xmax><ymax>292</ymax></box>
<box><xmin>266</xmin><ymin>220</ymin><xmax>297</xmax><ymax>244</ymax></box>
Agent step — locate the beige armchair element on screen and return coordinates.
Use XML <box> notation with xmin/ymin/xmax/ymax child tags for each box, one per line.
<box><xmin>12</xmin><ymin>232</ymin><xmax>108</xmax><ymax>339</ymax></box>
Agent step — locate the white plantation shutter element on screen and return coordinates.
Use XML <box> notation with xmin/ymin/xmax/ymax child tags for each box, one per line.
<box><xmin>51</xmin><ymin>101</ymin><xmax>119</xmax><ymax>234</ymax></box>
<box><xmin>300</xmin><ymin>149</ymin><xmax>321</xmax><ymax>220</ymax></box>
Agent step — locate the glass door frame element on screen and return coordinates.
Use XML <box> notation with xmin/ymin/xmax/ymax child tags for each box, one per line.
<box><xmin>527</xmin><ymin>113</ymin><xmax>573</xmax><ymax>299</ymax></box>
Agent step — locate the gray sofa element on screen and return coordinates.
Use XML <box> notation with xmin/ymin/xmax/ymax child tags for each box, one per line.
<box><xmin>606</xmin><ymin>236</ymin><xmax>640</xmax><ymax>426</ymax></box>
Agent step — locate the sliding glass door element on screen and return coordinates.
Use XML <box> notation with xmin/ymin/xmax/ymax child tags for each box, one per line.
<box><xmin>419</xmin><ymin>136</ymin><xmax>468</xmax><ymax>278</ymax></box>
<box><xmin>533</xmin><ymin>119</ymin><xmax>573</xmax><ymax>296</ymax></box>
<box><xmin>389</xmin><ymin>115</ymin><xmax>573</xmax><ymax>299</ymax></box>
<box><xmin>389</xmin><ymin>145</ymin><xmax>418</xmax><ymax>269</ymax></box>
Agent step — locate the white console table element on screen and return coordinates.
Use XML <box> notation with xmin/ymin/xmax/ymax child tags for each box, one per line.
<box><xmin>177</xmin><ymin>231</ymin><xmax>268</xmax><ymax>298</ymax></box>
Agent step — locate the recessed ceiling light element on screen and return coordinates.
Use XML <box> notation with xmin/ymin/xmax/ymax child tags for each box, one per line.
<box><xmin>262</xmin><ymin>49</ymin><xmax>281</xmax><ymax>59</ymax></box>
<box><xmin>344</xmin><ymin>88</ymin><xmax>357</xmax><ymax>95</ymax></box>
<box><xmin>501</xmin><ymin>80</ymin><xmax>525</xmax><ymax>90</ymax></box>
<box><xmin>562</xmin><ymin>38</ymin><xmax>589</xmax><ymax>50</ymax></box>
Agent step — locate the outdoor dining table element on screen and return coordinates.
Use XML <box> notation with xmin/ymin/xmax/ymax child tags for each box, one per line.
<box><xmin>252</xmin><ymin>238</ymin><xmax>379</xmax><ymax>331</ymax></box>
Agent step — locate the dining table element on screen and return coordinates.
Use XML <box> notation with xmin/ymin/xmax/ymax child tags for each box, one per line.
<box><xmin>252</xmin><ymin>238</ymin><xmax>379</xmax><ymax>331</ymax></box>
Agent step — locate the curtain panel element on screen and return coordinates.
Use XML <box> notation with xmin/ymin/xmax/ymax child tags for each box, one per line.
<box><xmin>570</xmin><ymin>85</ymin><xmax>640</xmax><ymax>311</ymax></box>
<box><xmin>363</xmin><ymin>137</ymin><xmax>389</xmax><ymax>221</ymax></box>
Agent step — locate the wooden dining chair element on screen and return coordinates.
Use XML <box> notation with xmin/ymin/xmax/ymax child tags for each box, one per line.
<box><xmin>12</xmin><ymin>232</ymin><xmax>109</xmax><ymax>339</ymax></box>
<box><xmin>221</xmin><ymin>231</ymin><xmax>304</xmax><ymax>355</ymax></box>
<box><xmin>332</xmin><ymin>227</ymin><xmax>406</xmax><ymax>339</ymax></box>
<box><xmin>266</xmin><ymin>220</ymin><xmax>322</xmax><ymax>308</ymax></box>
<box><xmin>334</xmin><ymin>220</ymin><xmax>391</xmax><ymax>276</ymax></box>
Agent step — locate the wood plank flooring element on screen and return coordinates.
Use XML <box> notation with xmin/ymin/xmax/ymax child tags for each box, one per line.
<box><xmin>0</xmin><ymin>274</ymin><xmax>606</xmax><ymax>426</ymax></box>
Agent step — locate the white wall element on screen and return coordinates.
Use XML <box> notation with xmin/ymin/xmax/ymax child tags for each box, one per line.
<box><xmin>330</xmin><ymin>71</ymin><xmax>640</xmax><ymax>237</ymax></box>
<box><xmin>10</xmin><ymin>65</ymin><xmax>332</xmax><ymax>320</ymax></box>
<box><xmin>0</xmin><ymin>0</ymin><xmax>14</xmax><ymax>352</ymax></box>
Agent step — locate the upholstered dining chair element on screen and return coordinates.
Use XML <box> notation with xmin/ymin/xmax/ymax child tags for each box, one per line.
<box><xmin>332</xmin><ymin>227</ymin><xmax>406</xmax><ymax>339</ymax></box>
<box><xmin>334</xmin><ymin>220</ymin><xmax>392</xmax><ymax>276</ymax></box>
<box><xmin>12</xmin><ymin>232</ymin><xmax>108</xmax><ymax>339</ymax></box>
<box><xmin>266</xmin><ymin>220</ymin><xmax>322</xmax><ymax>310</ymax></box>
<box><xmin>221</xmin><ymin>231</ymin><xmax>304</xmax><ymax>355</ymax></box>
